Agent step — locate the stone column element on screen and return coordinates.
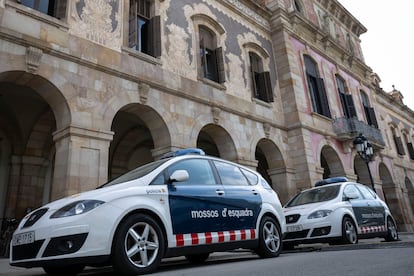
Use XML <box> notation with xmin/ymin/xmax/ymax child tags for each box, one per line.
<box><xmin>268</xmin><ymin>167</ymin><xmax>296</xmax><ymax>204</ymax></box>
<box><xmin>51</xmin><ymin>126</ymin><xmax>113</xmax><ymax>200</ymax></box>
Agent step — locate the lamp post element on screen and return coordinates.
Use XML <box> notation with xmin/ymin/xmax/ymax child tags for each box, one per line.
<box><xmin>353</xmin><ymin>133</ymin><xmax>375</xmax><ymax>192</ymax></box>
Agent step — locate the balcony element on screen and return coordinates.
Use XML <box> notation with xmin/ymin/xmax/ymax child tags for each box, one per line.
<box><xmin>332</xmin><ymin>117</ymin><xmax>385</xmax><ymax>147</ymax></box>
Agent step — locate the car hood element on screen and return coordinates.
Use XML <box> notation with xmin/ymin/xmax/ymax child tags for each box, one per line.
<box><xmin>41</xmin><ymin>177</ymin><xmax>151</xmax><ymax>212</ymax></box>
<box><xmin>283</xmin><ymin>201</ymin><xmax>333</xmax><ymax>215</ymax></box>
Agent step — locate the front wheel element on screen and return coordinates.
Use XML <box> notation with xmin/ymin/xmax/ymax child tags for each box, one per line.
<box><xmin>341</xmin><ymin>217</ymin><xmax>358</xmax><ymax>244</ymax></box>
<box><xmin>112</xmin><ymin>214</ymin><xmax>164</xmax><ymax>275</ymax></box>
<box><xmin>384</xmin><ymin>217</ymin><xmax>399</xmax><ymax>242</ymax></box>
<box><xmin>255</xmin><ymin>216</ymin><xmax>282</xmax><ymax>258</ymax></box>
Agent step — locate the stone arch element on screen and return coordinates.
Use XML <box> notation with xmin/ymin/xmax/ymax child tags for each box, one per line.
<box><xmin>255</xmin><ymin>138</ymin><xmax>290</xmax><ymax>202</ymax></box>
<box><xmin>196</xmin><ymin>124</ymin><xmax>237</xmax><ymax>161</ymax></box>
<box><xmin>0</xmin><ymin>71</ymin><xmax>67</xmax><ymax>221</ymax></box>
<box><xmin>109</xmin><ymin>103</ymin><xmax>171</xmax><ymax>179</ymax></box>
<box><xmin>379</xmin><ymin>163</ymin><xmax>405</xmax><ymax>229</ymax></box>
<box><xmin>319</xmin><ymin>144</ymin><xmax>345</xmax><ymax>179</ymax></box>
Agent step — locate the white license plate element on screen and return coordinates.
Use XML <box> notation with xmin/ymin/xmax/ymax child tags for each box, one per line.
<box><xmin>287</xmin><ymin>225</ymin><xmax>303</xmax><ymax>232</ymax></box>
<box><xmin>12</xmin><ymin>231</ymin><xmax>35</xmax><ymax>246</ymax></box>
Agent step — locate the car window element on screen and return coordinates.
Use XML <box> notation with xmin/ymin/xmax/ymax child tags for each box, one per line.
<box><xmin>285</xmin><ymin>185</ymin><xmax>340</xmax><ymax>207</ymax></box>
<box><xmin>213</xmin><ymin>161</ymin><xmax>250</xmax><ymax>186</ymax></box>
<box><xmin>343</xmin><ymin>184</ymin><xmax>363</xmax><ymax>200</ymax></box>
<box><xmin>241</xmin><ymin>168</ymin><xmax>258</xmax><ymax>185</ymax></box>
<box><xmin>356</xmin><ymin>184</ymin><xmax>376</xmax><ymax>200</ymax></box>
<box><xmin>167</xmin><ymin>159</ymin><xmax>216</xmax><ymax>185</ymax></box>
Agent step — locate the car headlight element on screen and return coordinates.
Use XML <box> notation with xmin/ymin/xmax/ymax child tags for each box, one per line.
<box><xmin>51</xmin><ymin>200</ymin><xmax>105</xmax><ymax>218</ymax></box>
<box><xmin>308</xmin><ymin>210</ymin><xmax>332</xmax><ymax>219</ymax></box>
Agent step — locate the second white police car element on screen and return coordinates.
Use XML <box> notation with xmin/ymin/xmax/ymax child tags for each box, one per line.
<box><xmin>283</xmin><ymin>177</ymin><xmax>399</xmax><ymax>248</ymax></box>
<box><xmin>10</xmin><ymin>148</ymin><xmax>286</xmax><ymax>275</ymax></box>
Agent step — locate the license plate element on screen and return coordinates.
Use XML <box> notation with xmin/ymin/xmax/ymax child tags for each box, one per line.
<box><xmin>12</xmin><ymin>231</ymin><xmax>35</xmax><ymax>246</ymax></box>
<box><xmin>287</xmin><ymin>225</ymin><xmax>303</xmax><ymax>232</ymax></box>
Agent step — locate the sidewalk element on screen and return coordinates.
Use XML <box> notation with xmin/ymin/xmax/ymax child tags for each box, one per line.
<box><xmin>1</xmin><ymin>232</ymin><xmax>414</xmax><ymax>276</ymax></box>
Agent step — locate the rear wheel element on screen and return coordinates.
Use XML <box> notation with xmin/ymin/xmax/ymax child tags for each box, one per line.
<box><xmin>384</xmin><ymin>217</ymin><xmax>399</xmax><ymax>241</ymax></box>
<box><xmin>185</xmin><ymin>253</ymin><xmax>210</xmax><ymax>264</ymax></box>
<box><xmin>112</xmin><ymin>214</ymin><xmax>164</xmax><ymax>275</ymax></box>
<box><xmin>256</xmin><ymin>216</ymin><xmax>282</xmax><ymax>258</ymax></box>
<box><xmin>341</xmin><ymin>217</ymin><xmax>358</xmax><ymax>244</ymax></box>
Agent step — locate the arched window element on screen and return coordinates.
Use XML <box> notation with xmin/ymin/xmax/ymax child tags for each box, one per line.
<box><xmin>129</xmin><ymin>0</ymin><xmax>161</xmax><ymax>57</ymax></box>
<box><xmin>304</xmin><ymin>55</ymin><xmax>331</xmax><ymax>118</ymax></box>
<box><xmin>199</xmin><ymin>26</ymin><xmax>225</xmax><ymax>83</ymax></box>
<box><xmin>294</xmin><ymin>0</ymin><xmax>303</xmax><ymax>14</ymax></box>
<box><xmin>360</xmin><ymin>90</ymin><xmax>378</xmax><ymax>128</ymax></box>
<box><xmin>249</xmin><ymin>52</ymin><xmax>273</xmax><ymax>102</ymax></box>
<box><xmin>336</xmin><ymin>75</ymin><xmax>356</xmax><ymax>118</ymax></box>
<box><xmin>391</xmin><ymin>126</ymin><xmax>405</xmax><ymax>156</ymax></box>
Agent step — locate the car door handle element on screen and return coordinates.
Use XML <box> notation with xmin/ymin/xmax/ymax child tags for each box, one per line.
<box><xmin>251</xmin><ymin>189</ymin><xmax>259</xmax><ymax>195</ymax></box>
<box><xmin>216</xmin><ymin>189</ymin><xmax>225</xmax><ymax>196</ymax></box>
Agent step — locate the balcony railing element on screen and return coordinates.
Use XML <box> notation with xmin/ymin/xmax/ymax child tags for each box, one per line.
<box><xmin>332</xmin><ymin>117</ymin><xmax>385</xmax><ymax>147</ymax></box>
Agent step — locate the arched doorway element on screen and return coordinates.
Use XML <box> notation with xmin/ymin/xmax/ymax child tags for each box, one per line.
<box><xmin>320</xmin><ymin>145</ymin><xmax>345</xmax><ymax>178</ymax></box>
<box><xmin>255</xmin><ymin>139</ymin><xmax>288</xmax><ymax>202</ymax></box>
<box><xmin>354</xmin><ymin>155</ymin><xmax>371</xmax><ymax>186</ymax></box>
<box><xmin>379</xmin><ymin>163</ymin><xmax>405</xmax><ymax>230</ymax></box>
<box><xmin>406</xmin><ymin>177</ymin><xmax>414</xmax><ymax>225</ymax></box>
<box><xmin>196</xmin><ymin>124</ymin><xmax>237</xmax><ymax>161</ymax></box>
<box><xmin>0</xmin><ymin>72</ymin><xmax>67</xmax><ymax>222</ymax></box>
<box><xmin>109</xmin><ymin>104</ymin><xmax>171</xmax><ymax>180</ymax></box>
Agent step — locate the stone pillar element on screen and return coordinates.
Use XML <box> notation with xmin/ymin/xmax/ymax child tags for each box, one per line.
<box><xmin>51</xmin><ymin>126</ymin><xmax>113</xmax><ymax>200</ymax></box>
<box><xmin>268</xmin><ymin>167</ymin><xmax>296</xmax><ymax>205</ymax></box>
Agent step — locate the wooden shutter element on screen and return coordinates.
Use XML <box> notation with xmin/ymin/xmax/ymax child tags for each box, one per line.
<box><xmin>316</xmin><ymin>77</ymin><xmax>331</xmax><ymax>118</ymax></box>
<box><xmin>147</xmin><ymin>15</ymin><xmax>161</xmax><ymax>57</ymax></box>
<box><xmin>394</xmin><ymin>136</ymin><xmax>405</xmax><ymax>155</ymax></box>
<box><xmin>257</xmin><ymin>71</ymin><xmax>273</xmax><ymax>102</ymax></box>
<box><xmin>407</xmin><ymin>142</ymin><xmax>414</xmax><ymax>160</ymax></box>
<box><xmin>128</xmin><ymin>1</ymin><xmax>138</xmax><ymax>48</ymax></box>
<box><xmin>215</xmin><ymin>47</ymin><xmax>225</xmax><ymax>84</ymax></box>
<box><xmin>367</xmin><ymin>107</ymin><xmax>379</xmax><ymax>128</ymax></box>
<box><xmin>54</xmin><ymin>0</ymin><xmax>67</xmax><ymax>19</ymax></box>
<box><xmin>345</xmin><ymin>94</ymin><xmax>357</xmax><ymax>118</ymax></box>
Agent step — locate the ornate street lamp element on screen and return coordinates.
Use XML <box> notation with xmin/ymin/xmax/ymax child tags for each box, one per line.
<box><xmin>353</xmin><ymin>134</ymin><xmax>375</xmax><ymax>192</ymax></box>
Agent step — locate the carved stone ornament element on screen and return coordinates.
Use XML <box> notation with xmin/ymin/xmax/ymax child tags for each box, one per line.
<box><xmin>263</xmin><ymin>122</ymin><xmax>271</xmax><ymax>138</ymax></box>
<box><xmin>138</xmin><ymin>82</ymin><xmax>150</xmax><ymax>104</ymax></box>
<box><xmin>212</xmin><ymin>106</ymin><xmax>221</xmax><ymax>124</ymax></box>
<box><xmin>26</xmin><ymin>46</ymin><xmax>43</xmax><ymax>73</ymax></box>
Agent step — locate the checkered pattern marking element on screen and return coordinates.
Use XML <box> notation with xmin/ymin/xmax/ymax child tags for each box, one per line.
<box><xmin>360</xmin><ymin>225</ymin><xmax>386</xmax><ymax>234</ymax></box>
<box><xmin>174</xmin><ymin>229</ymin><xmax>256</xmax><ymax>247</ymax></box>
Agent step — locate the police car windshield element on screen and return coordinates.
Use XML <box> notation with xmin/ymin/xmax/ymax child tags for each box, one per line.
<box><xmin>100</xmin><ymin>159</ymin><xmax>169</xmax><ymax>187</ymax></box>
<box><xmin>285</xmin><ymin>185</ymin><xmax>340</xmax><ymax>207</ymax></box>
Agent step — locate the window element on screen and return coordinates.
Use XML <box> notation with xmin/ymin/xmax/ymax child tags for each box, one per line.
<box><xmin>20</xmin><ymin>0</ymin><xmax>67</xmax><ymax>19</ymax></box>
<box><xmin>357</xmin><ymin>185</ymin><xmax>376</xmax><ymax>200</ymax></box>
<box><xmin>391</xmin><ymin>127</ymin><xmax>405</xmax><ymax>156</ymax></box>
<box><xmin>199</xmin><ymin>26</ymin><xmax>225</xmax><ymax>83</ymax></box>
<box><xmin>304</xmin><ymin>55</ymin><xmax>331</xmax><ymax>118</ymax></box>
<box><xmin>360</xmin><ymin>91</ymin><xmax>379</xmax><ymax>128</ymax></box>
<box><xmin>129</xmin><ymin>0</ymin><xmax>161</xmax><ymax>57</ymax></box>
<box><xmin>343</xmin><ymin>185</ymin><xmax>362</xmax><ymax>200</ymax></box>
<box><xmin>249</xmin><ymin>52</ymin><xmax>273</xmax><ymax>103</ymax></box>
<box><xmin>241</xmin><ymin>168</ymin><xmax>258</xmax><ymax>185</ymax></box>
<box><xmin>294</xmin><ymin>0</ymin><xmax>303</xmax><ymax>14</ymax></box>
<box><xmin>166</xmin><ymin>159</ymin><xmax>216</xmax><ymax>186</ymax></box>
<box><xmin>403</xmin><ymin>133</ymin><xmax>414</xmax><ymax>160</ymax></box>
<box><xmin>336</xmin><ymin>75</ymin><xmax>356</xmax><ymax>118</ymax></box>
<box><xmin>213</xmin><ymin>161</ymin><xmax>249</xmax><ymax>186</ymax></box>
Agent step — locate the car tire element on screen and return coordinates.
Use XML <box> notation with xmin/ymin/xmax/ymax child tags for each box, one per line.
<box><xmin>43</xmin><ymin>265</ymin><xmax>84</xmax><ymax>276</ymax></box>
<box><xmin>255</xmin><ymin>216</ymin><xmax>282</xmax><ymax>258</ymax></box>
<box><xmin>112</xmin><ymin>213</ymin><xmax>164</xmax><ymax>275</ymax></box>
<box><xmin>341</xmin><ymin>217</ymin><xmax>358</xmax><ymax>244</ymax></box>
<box><xmin>384</xmin><ymin>217</ymin><xmax>399</xmax><ymax>242</ymax></box>
<box><xmin>185</xmin><ymin>253</ymin><xmax>210</xmax><ymax>264</ymax></box>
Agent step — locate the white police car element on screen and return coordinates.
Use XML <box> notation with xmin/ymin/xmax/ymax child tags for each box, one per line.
<box><xmin>10</xmin><ymin>148</ymin><xmax>285</xmax><ymax>275</ymax></box>
<box><xmin>283</xmin><ymin>177</ymin><xmax>398</xmax><ymax>248</ymax></box>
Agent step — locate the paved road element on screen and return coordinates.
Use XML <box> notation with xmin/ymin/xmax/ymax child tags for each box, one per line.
<box><xmin>1</xmin><ymin>233</ymin><xmax>414</xmax><ymax>275</ymax></box>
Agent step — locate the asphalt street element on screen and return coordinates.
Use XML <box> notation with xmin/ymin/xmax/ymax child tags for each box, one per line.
<box><xmin>1</xmin><ymin>232</ymin><xmax>414</xmax><ymax>275</ymax></box>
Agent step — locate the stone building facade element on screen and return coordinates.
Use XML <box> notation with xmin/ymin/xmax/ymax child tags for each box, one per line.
<box><xmin>0</xmin><ymin>0</ymin><xmax>413</xmax><ymax>238</ymax></box>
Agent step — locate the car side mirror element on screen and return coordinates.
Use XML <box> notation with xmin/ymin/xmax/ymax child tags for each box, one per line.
<box><xmin>169</xmin><ymin>170</ymin><xmax>189</xmax><ymax>183</ymax></box>
<box><xmin>344</xmin><ymin>192</ymin><xmax>359</xmax><ymax>201</ymax></box>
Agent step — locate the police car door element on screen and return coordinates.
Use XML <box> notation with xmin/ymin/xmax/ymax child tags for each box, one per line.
<box><xmin>166</xmin><ymin>158</ymin><xmax>225</xmax><ymax>236</ymax></box>
<box><xmin>343</xmin><ymin>184</ymin><xmax>374</xmax><ymax>230</ymax></box>
<box><xmin>212</xmin><ymin>161</ymin><xmax>261</xmax><ymax>232</ymax></box>
<box><xmin>356</xmin><ymin>184</ymin><xmax>386</xmax><ymax>231</ymax></box>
